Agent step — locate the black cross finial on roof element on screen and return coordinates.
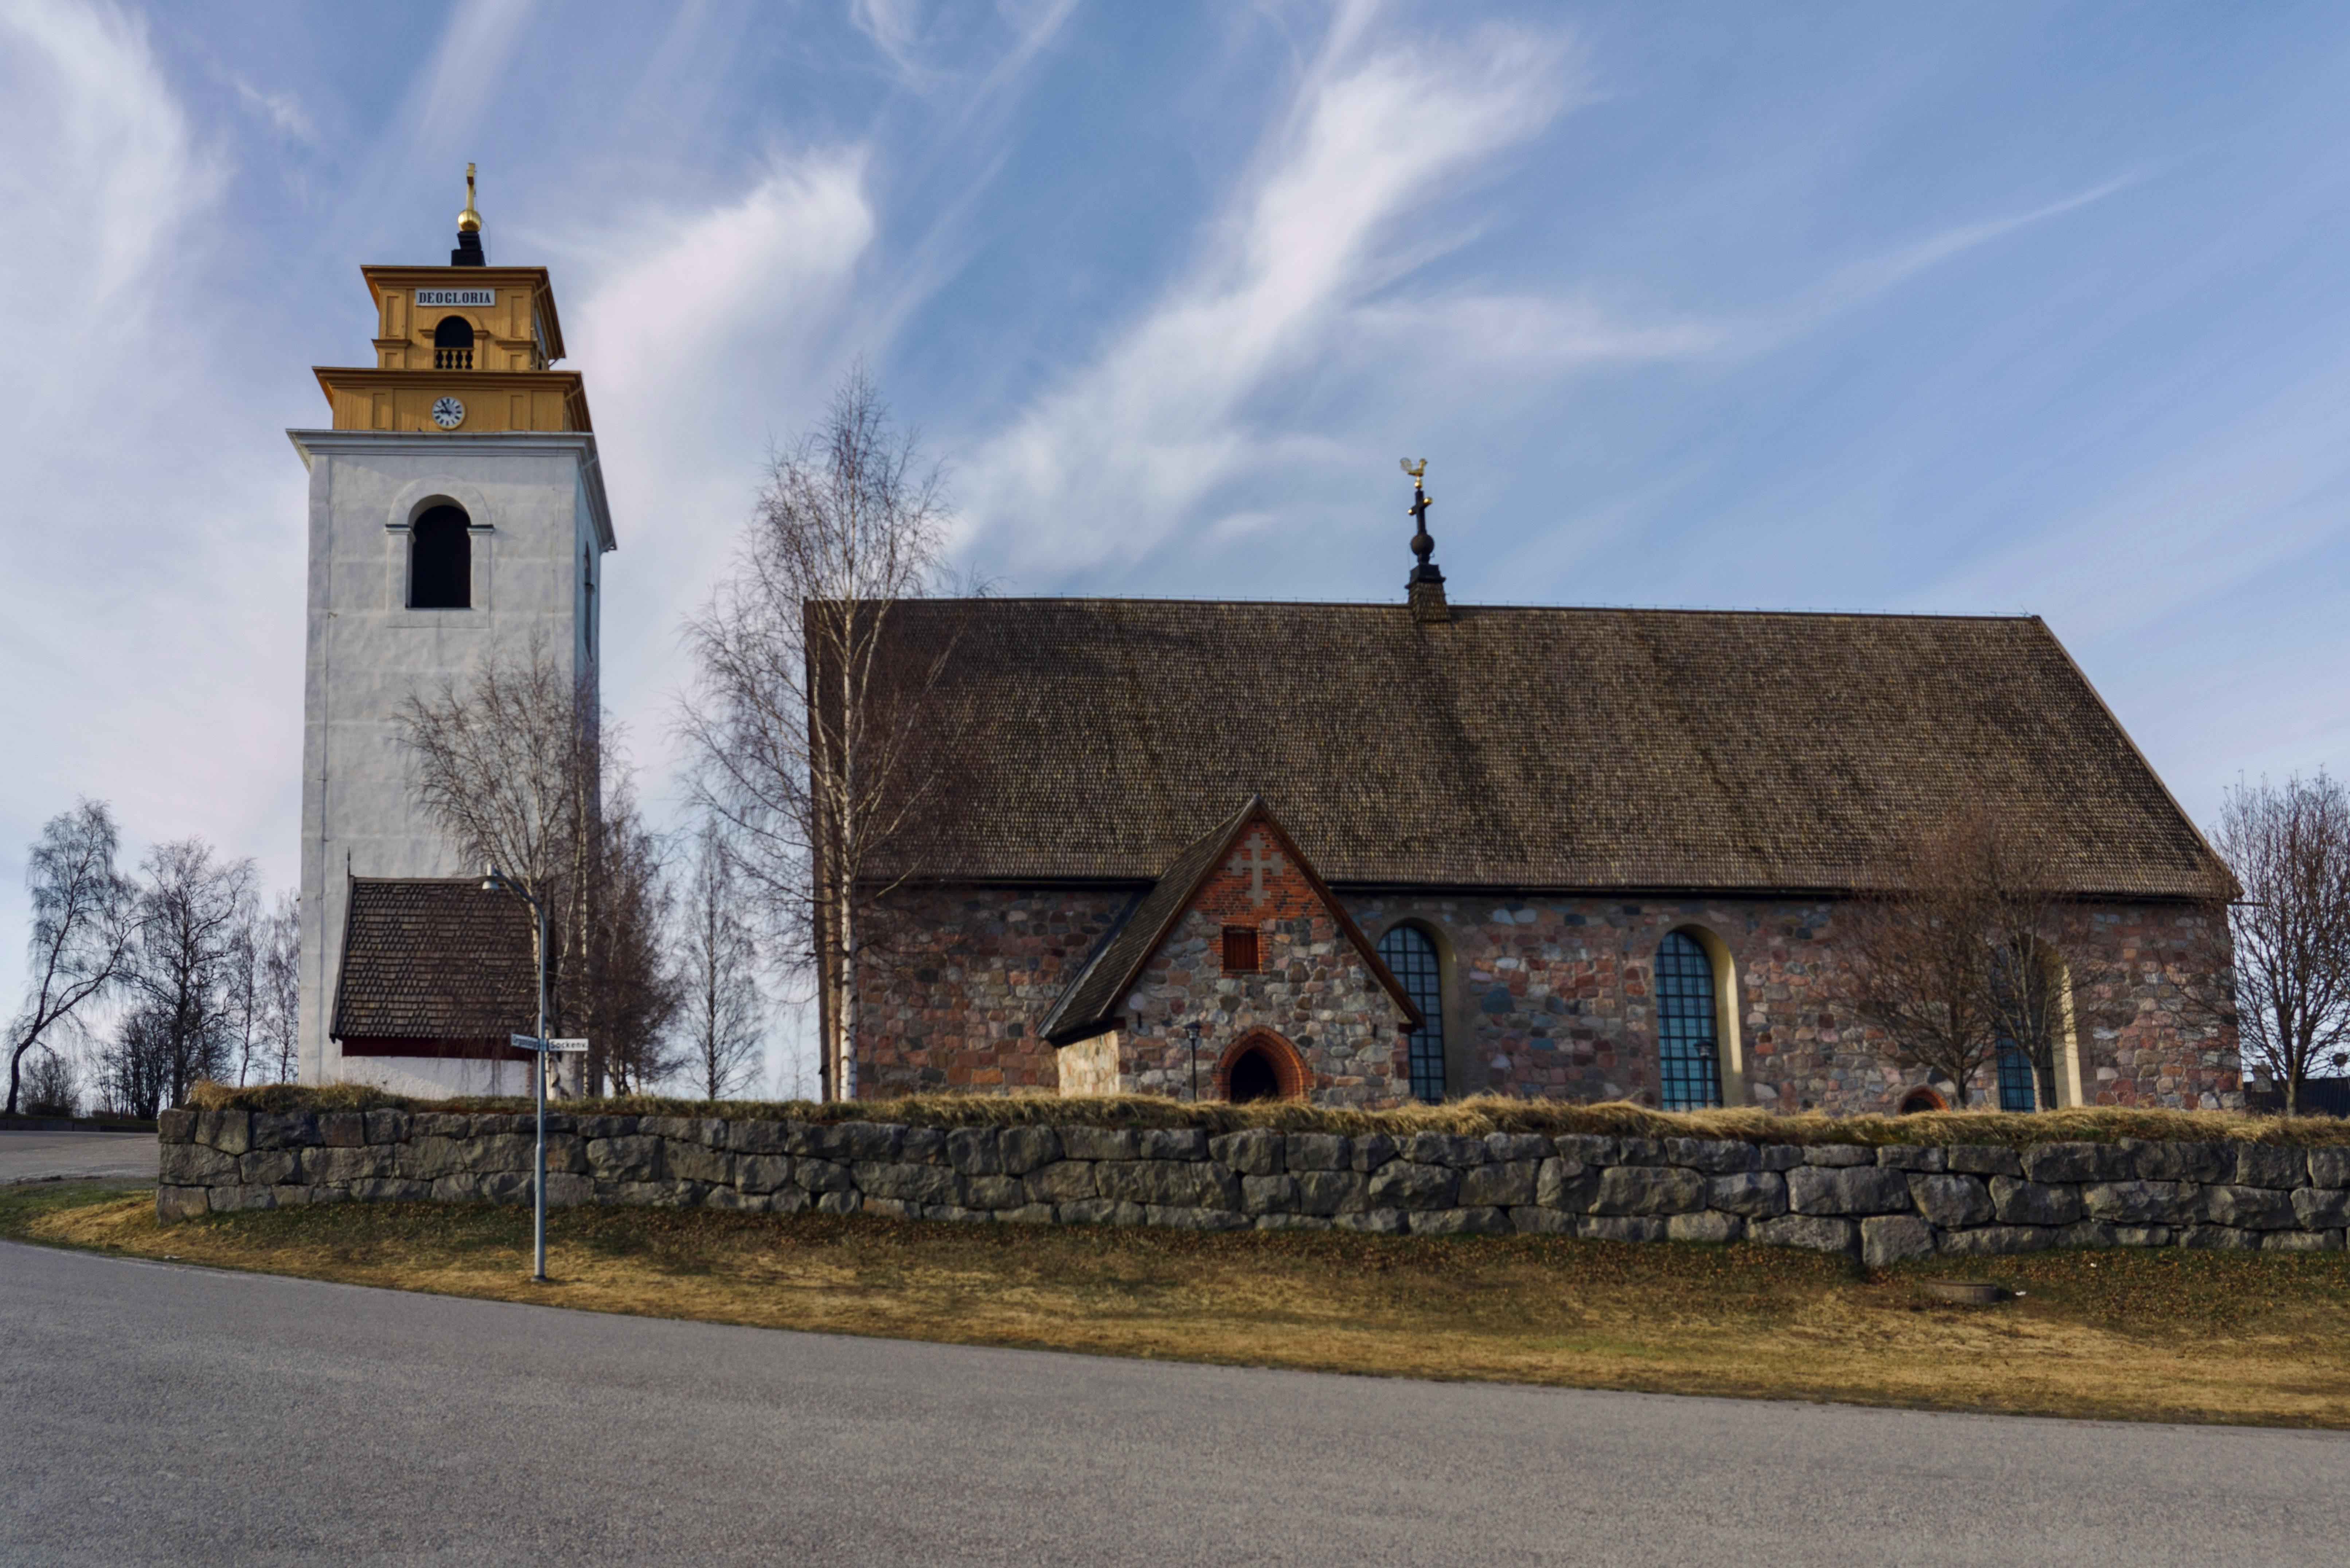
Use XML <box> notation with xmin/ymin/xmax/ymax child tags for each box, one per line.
<box><xmin>1402</xmin><ymin>459</ymin><xmax>1434</xmax><ymax>567</ymax></box>
<box><xmin>1400</xmin><ymin>459</ymin><xmax>1449</xmax><ymax>621</ymax></box>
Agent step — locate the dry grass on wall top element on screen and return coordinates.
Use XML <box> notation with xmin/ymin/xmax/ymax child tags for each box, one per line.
<box><xmin>184</xmin><ymin>1081</ymin><xmax>2350</xmax><ymax>1148</ymax></box>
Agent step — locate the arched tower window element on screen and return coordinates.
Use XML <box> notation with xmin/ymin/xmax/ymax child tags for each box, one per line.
<box><xmin>1655</xmin><ymin>929</ymin><xmax>1724</xmax><ymax>1110</ymax></box>
<box><xmin>433</xmin><ymin>315</ymin><xmax>475</xmax><ymax>370</ymax></box>
<box><xmin>1377</xmin><ymin>923</ymin><xmax>1447</xmax><ymax>1104</ymax></box>
<box><xmin>410</xmin><ymin>505</ymin><xmax>471</xmax><ymax>609</ymax></box>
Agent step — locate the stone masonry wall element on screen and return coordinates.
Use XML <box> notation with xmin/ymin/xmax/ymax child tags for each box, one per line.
<box><xmin>1344</xmin><ymin>893</ymin><xmax>2236</xmax><ymax>1112</ymax></box>
<box><xmin>155</xmin><ymin>1109</ymin><xmax>2342</xmax><ymax>1263</ymax></box>
<box><xmin>858</xmin><ymin>888</ymin><xmax>1134</xmax><ymax>1095</ymax></box>
<box><xmin>859</xmin><ymin>886</ymin><xmax>2238</xmax><ymax>1114</ymax></box>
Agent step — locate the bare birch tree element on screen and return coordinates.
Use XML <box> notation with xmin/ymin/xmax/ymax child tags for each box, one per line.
<box><xmin>676</xmin><ymin>819</ymin><xmax>764</xmax><ymax>1101</ymax></box>
<box><xmin>7</xmin><ymin>800</ymin><xmax>135</xmax><ymax>1116</ymax></box>
<box><xmin>682</xmin><ymin>368</ymin><xmax>961</xmax><ymax>1101</ymax></box>
<box><xmin>233</xmin><ymin>890</ymin><xmax>302</xmax><ymax>1085</ymax></box>
<box><xmin>2208</xmin><ymin>775</ymin><xmax>2350</xmax><ymax>1115</ymax></box>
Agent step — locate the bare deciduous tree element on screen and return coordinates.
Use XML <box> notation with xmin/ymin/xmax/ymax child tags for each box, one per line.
<box><xmin>232</xmin><ymin>890</ymin><xmax>302</xmax><ymax>1085</ymax></box>
<box><xmin>2208</xmin><ymin>775</ymin><xmax>2350</xmax><ymax>1116</ymax></box>
<box><xmin>1974</xmin><ymin>822</ymin><xmax>2076</xmax><ymax>1112</ymax></box>
<box><xmin>676</xmin><ymin>820</ymin><xmax>764</xmax><ymax>1101</ymax></box>
<box><xmin>1839</xmin><ymin>818</ymin><xmax>2002</xmax><ymax>1107</ymax></box>
<box><xmin>579</xmin><ymin>787</ymin><xmax>685</xmax><ymax>1094</ymax></box>
<box><xmin>1843</xmin><ymin>811</ymin><xmax>2084</xmax><ymax>1109</ymax></box>
<box><xmin>124</xmin><ymin>839</ymin><xmax>258</xmax><ymax>1110</ymax></box>
<box><xmin>400</xmin><ymin>639</ymin><xmax>682</xmax><ymax>1095</ymax></box>
<box><xmin>402</xmin><ymin>631</ymin><xmax>595</xmax><ymax>1020</ymax></box>
<box><xmin>7</xmin><ymin>800</ymin><xmax>135</xmax><ymax>1116</ymax></box>
<box><xmin>20</xmin><ymin>1045</ymin><xmax>79</xmax><ymax>1119</ymax></box>
<box><xmin>99</xmin><ymin>1003</ymin><xmax>173</xmax><ymax>1120</ymax></box>
<box><xmin>401</xmin><ymin>636</ymin><xmax>592</xmax><ymax>1073</ymax></box>
<box><xmin>683</xmin><ymin>368</ymin><xmax>963</xmax><ymax>1101</ymax></box>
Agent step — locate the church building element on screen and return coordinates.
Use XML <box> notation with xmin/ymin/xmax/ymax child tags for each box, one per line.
<box><xmin>843</xmin><ymin>472</ymin><xmax>2237</xmax><ymax>1114</ymax></box>
<box><xmin>293</xmin><ymin>171</ymin><xmax>610</xmax><ymax>1095</ymax></box>
<box><xmin>284</xmin><ymin>180</ymin><xmax>2233</xmax><ymax>1117</ymax></box>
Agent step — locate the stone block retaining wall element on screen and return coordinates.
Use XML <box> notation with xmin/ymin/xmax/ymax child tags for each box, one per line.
<box><xmin>155</xmin><ymin>1108</ymin><xmax>2349</xmax><ymax>1264</ymax></box>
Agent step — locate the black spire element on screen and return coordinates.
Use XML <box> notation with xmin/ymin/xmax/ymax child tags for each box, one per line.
<box><xmin>451</xmin><ymin>162</ymin><xmax>487</xmax><ymax>266</ymax></box>
<box><xmin>1401</xmin><ymin>459</ymin><xmax>1449</xmax><ymax>623</ymax></box>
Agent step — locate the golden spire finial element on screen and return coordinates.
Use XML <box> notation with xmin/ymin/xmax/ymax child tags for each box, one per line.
<box><xmin>457</xmin><ymin>163</ymin><xmax>481</xmax><ymax>233</ymax></box>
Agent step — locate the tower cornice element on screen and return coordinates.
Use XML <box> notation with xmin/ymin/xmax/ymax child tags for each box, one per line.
<box><xmin>286</xmin><ymin>428</ymin><xmax>614</xmax><ymax>552</ymax></box>
<box><xmin>311</xmin><ymin>365</ymin><xmax>592</xmax><ymax>434</ymax></box>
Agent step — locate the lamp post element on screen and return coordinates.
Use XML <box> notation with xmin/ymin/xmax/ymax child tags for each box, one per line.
<box><xmin>481</xmin><ymin>863</ymin><xmax>552</xmax><ymax>1284</ymax></box>
<box><xmin>1187</xmin><ymin>1021</ymin><xmax>1202</xmax><ymax>1103</ymax></box>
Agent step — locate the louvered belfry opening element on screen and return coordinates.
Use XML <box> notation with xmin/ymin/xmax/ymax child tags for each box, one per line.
<box><xmin>1221</xmin><ymin>925</ymin><xmax>1259</xmax><ymax>974</ymax></box>
<box><xmin>433</xmin><ymin>314</ymin><xmax>475</xmax><ymax>370</ymax></box>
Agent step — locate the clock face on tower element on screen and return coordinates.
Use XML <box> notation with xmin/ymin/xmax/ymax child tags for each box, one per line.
<box><xmin>431</xmin><ymin>396</ymin><xmax>465</xmax><ymax>429</ymax></box>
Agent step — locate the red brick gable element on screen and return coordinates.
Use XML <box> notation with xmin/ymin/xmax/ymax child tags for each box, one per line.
<box><xmin>1191</xmin><ymin>824</ymin><xmax>1324</xmax><ymax>929</ymax></box>
<box><xmin>1035</xmin><ymin>798</ymin><xmax>1420</xmax><ymax>1046</ymax></box>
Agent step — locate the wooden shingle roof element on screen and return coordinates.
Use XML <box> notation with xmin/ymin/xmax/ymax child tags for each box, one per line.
<box><xmin>331</xmin><ymin>878</ymin><xmax>537</xmax><ymax>1042</ymax></box>
<box><xmin>878</xmin><ymin>598</ymin><xmax>2218</xmax><ymax>898</ymax></box>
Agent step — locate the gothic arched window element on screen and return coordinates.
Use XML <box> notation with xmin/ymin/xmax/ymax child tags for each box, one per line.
<box><xmin>1996</xmin><ymin>1042</ymin><xmax>2037</xmax><ymax>1111</ymax></box>
<box><xmin>1655</xmin><ymin>929</ymin><xmax>1724</xmax><ymax>1110</ymax></box>
<box><xmin>433</xmin><ymin>315</ymin><xmax>475</xmax><ymax>369</ymax></box>
<box><xmin>1377</xmin><ymin>923</ymin><xmax>1447</xmax><ymax>1104</ymax></box>
<box><xmin>410</xmin><ymin>505</ymin><xmax>471</xmax><ymax>609</ymax></box>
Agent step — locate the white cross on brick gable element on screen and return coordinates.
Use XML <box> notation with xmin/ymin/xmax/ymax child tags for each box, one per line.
<box><xmin>1230</xmin><ymin>833</ymin><xmax>1286</xmax><ymax>907</ymax></box>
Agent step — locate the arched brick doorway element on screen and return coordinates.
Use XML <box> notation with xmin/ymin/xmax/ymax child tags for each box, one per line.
<box><xmin>1213</xmin><ymin>1029</ymin><xmax>1309</xmax><ymax>1103</ymax></box>
<box><xmin>1897</xmin><ymin>1086</ymin><xmax>1949</xmax><ymax>1115</ymax></box>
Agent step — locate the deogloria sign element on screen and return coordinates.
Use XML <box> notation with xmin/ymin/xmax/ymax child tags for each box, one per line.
<box><xmin>416</xmin><ymin>288</ymin><xmax>494</xmax><ymax>307</ymax></box>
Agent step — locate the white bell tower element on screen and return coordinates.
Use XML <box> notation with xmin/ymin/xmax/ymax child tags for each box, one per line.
<box><xmin>290</xmin><ymin>169</ymin><xmax>615</xmax><ymax>1091</ymax></box>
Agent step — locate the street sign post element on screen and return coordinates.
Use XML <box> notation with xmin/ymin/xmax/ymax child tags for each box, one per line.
<box><xmin>509</xmin><ymin>1034</ymin><xmax>589</xmax><ymax>1281</ymax></box>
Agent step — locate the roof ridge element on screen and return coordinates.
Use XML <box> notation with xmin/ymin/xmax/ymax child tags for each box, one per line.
<box><xmin>903</xmin><ymin>596</ymin><xmax>2046</xmax><ymax>623</ymax></box>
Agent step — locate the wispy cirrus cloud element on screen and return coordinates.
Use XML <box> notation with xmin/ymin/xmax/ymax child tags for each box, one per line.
<box><xmin>1799</xmin><ymin>171</ymin><xmax>2150</xmax><ymax>323</ymax></box>
<box><xmin>0</xmin><ymin>0</ymin><xmax>219</xmax><ymax>307</ymax></box>
<box><xmin>234</xmin><ymin>77</ymin><xmax>317</xmax><ymax>146</ymax></box>
<box><xmin>851</xmin><ymin>0</ymin><xmax>1080</xmax><ymax>103</ymax></box>
<box><xmin>0</xmin><ymin>0</ymin><xmax>297</xmax><ymax>941</ymax></box>
<box><xmin>960</xmin><ymin>11</ymin><xmax>1577</xmax><ymax>575</ymax></box>
<box><xmin>569</xmin><ymin>151</ymin><xmax>879</xmax><ymax>769</ymax></box>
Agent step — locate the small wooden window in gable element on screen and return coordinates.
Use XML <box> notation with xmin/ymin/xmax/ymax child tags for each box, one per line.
<box><xmin>1221</xmin><ymin>925</ymin><xmax>1259</xmax><ymax>974</ymax></box>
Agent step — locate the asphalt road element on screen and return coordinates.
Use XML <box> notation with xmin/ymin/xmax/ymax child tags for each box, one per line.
<box><xmin>0</xmin><ymin>1129</ymin><xmax>157</xmax><ymax>1185</ymax></box>
<box><xmin>2</xmin><ymin>1241</ymin><xmax>2345</xmax><ymax>1566</ymax></box>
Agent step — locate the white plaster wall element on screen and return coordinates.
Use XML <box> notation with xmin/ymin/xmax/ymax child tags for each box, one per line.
<box><xmin>338</xmin><ymin>1053</ymin><xmax>583</xmax><ymax>1099</ymax></box>
<box><xmin>290</xmin><ymin>430</ymin><xmax>613</xmax><ymax>1089</ymax></box>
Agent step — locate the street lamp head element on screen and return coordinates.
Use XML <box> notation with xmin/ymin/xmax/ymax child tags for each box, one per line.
<box><xmin>480</xmin><ymin>862</ymin><xmax>503</xmax><ymax>892</ymax></box>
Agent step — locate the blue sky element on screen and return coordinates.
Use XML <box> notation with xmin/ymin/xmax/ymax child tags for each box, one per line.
<box><xmin>6</xmin><ymin>0</ymin><xmax>2350</xmax><ymax>1060</ymax></box>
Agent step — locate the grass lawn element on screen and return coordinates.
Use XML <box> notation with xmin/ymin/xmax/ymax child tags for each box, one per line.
<box><xmin>10</xmin><ymin>1181</ymin><xmax>2348</xmax><ymax>1428</ymax></box>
